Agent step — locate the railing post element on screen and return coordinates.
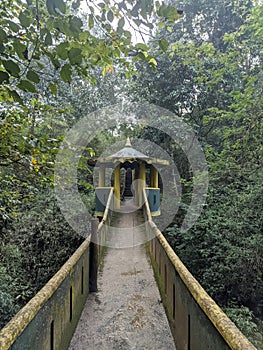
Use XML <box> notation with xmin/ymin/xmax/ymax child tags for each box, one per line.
<box><xmin>89</xmin><ymin>217</ymin><xmax>99</xmax><ymax>292</ymax></box>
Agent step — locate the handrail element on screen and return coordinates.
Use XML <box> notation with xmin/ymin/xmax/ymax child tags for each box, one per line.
<box><xmin>142</xmin><ymin>189</ymin><xmax>257</xmax><ymax>350</ymax></box>
<box><xmin>0</xmin><ymin>237</ymin><xmax>90</xmax><ymax>349</ymax></box>
<box><xmin>98</xmin><ymin>187</ymin><xmax>114</xmax><ymax>231</ymax></box>
<box><xmin>143</xmin><ymin>187</ymin><xmax>152</xmax><ymax>219</ymax></box>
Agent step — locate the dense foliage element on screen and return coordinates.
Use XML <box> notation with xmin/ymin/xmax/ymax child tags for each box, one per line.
<box><xmin>0</xmin><ymin>0</ymin><xmax>262</xmax><ymax>348</ymax></box>
<box><xmin>0</xmin><ymin>0</ymin><xmax>182</xmax><ymax>100</ymax></box>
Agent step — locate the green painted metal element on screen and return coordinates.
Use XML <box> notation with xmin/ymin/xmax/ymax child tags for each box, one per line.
<box><xmin>95</xmin><ymin>187</ymin><xmax>113</xmax><ymax>216</ymax></box>
<box><xmin>145</xmin><ymin>188</ymin><xmax>160</xmax><ymax>216</ymax></box>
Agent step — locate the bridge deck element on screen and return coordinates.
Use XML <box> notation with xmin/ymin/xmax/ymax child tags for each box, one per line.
<box><xmin>69</xmin><ymin>199</ymin><xmax>176</xmax><ymax>350</ymax></box>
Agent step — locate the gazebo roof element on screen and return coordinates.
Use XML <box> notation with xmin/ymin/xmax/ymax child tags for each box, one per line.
<box><xmin>97</xmin><ymin>138</ymin><xmax>169</xmax><ymax>166</ymax></box>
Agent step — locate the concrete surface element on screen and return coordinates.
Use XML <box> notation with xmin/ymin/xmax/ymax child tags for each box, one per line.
<box><xmin>68</xmin><ymin>200</ymin><xmax>176</xmax><ymax>350</ymax></box>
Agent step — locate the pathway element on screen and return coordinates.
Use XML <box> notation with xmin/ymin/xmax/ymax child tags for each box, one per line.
<box><xmin>69</xmin><ymin>199</ymin><xmax>176</xmax><ymax>350</ymax></box>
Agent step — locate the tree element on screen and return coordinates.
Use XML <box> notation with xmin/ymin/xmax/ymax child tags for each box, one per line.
<box><xmin>165</xmin><ymin>0</ymin><xmax>253</xmax><ymax>50</ymax></box>
<box><xmin>0</xmin><ymin>0</ymin><xmax>182</xmax><ymax>103</ymax></box>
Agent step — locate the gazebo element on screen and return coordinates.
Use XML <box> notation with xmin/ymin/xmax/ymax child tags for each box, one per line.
<box><xmin>95</xmin><ymin>138</ymin><xmax>169</xmax><ymax>217</ymax></box>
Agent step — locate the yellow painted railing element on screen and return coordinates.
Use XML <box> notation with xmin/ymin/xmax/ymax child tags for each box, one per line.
<box><xmin>143</xmin><ymin>189</ymin><xmax>257</xmax><ymax>350</ymax></box>
<box><xmin>97</xmin><ymin>187</ymin><xmax>114</xmax><ymax>257</ymax></box>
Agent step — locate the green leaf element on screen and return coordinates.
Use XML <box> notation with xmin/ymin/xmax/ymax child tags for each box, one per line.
<box><xmin>3</xmin><ymin>60</ymin><xmax>20</xmax><ymax>78</ymax></box>
<box><xmin>157</xmin><ymin>3</ymin><xmax>166</xmax><ymax>17</ymax></box>
<box><xmin>17</xmin><ymin>80</ymin><xmax>36</xmax><ymax>93</ymax></box>
<box><xmin>7</xmin><ymin>89</ymin><xmax>23</xmax><ymax>104</ymax></box>
<box><xmin>160</xmin><ymin>5</ymin><xmax>181</xmax><ymax>23</ymax></box>
<box><xmin>54</xmin><ymin>18</ymin><xmax>71</xmax><ymax>36</ymax></box>
<box><xmin>13</xmin><ymin>39</ymin><xmax>27</xmax><ymax>60</ymax></box>
<box><xmin>140</xmin><ymin>0</ymin><xmax>148</xmax><ymax>20</ymax></box>
<box><xmin>0</xmin><ymin>29</ymin><xmax>7</xmax><ymax>43</ymax></box>
<box><xmin>46</xmin><ymin>17</ymin><xmax>55</xmax><ymax>31</ymax></box>
<box><xmin>159</xmin><ymin>38</ymin><xmax>169</xmax><ymax>52</ymax></box>
<box><xmin>51</xmin><ymin>56</ymin><xmax>61</xmax><ymax>69</ymax></box>
<box><xmin>45</xmin><ymin>31</ymin><xmax>52</xmax><ymax>46</ymax></box>
<box><xmin>123</xmin><ymin>30</ymin><xmax>132</xmax><ymax>41</ymax></box>
<box><xmin>144</xmin><ymin>22</ymin><xmax>154</xmax><ymax>29</ymax></box>
<box><xmin>135</xmin><ymin>43</ymin><xmax>149</xmax><ymax>51</ymax></box>
<box><xmin>79</xmin><ymin>31</ymin><xmax>89</xmax><ymax>41</ymax></box>
<box><xmin>158</xmin><ymin>21</ymin><xmax>165</xmax><ymax>29</ymax></box>
<box><xmin>0</xmin><ymin>71</ymin><xmax>9</xmax><ymax>84</ymax></box>
<box><xmin>148</xmin><ymin>57</ymin><xmax>157</xmax><ymax>67</ymax></box>
<box><xmin>49</xmin><ymin>83</ymin><xmax>57</xmax><ymax>95</ymax></box>
<box><xmin>60</xmin><ymin>63</ymin><xmax>72</xmax><ymax>82</ymax></box>
<box><xmin>68</xmin><ymin>48</ymin><xmax>82</xmax><ymax>65</ymax></box>
<box><xmin>69</xmin><ymin>16</ymin><xmax>83</xmax><ymax>35</ymax></box>
<box><xmin>134</xmin><ymin>19</ymin><xmax>142</xmax><ymax>27</ymax></box>
<box><xmin>40</xmin><ymin>27</ymin><xmax>47</xmax><ymax>38</ymax></box>
<box><xmin>19</xmin><ymin>12</ymin><xmax>32</xmax><ymax>28</ymax></box>
<box><xmin>8</xmin><ymin>21</ymin><xmax>20</xmax><ymax>33</ymax></box>
<box><xmin>88</xmin><ymin>15</ymin><xmax>94</xmax><ymax>29</ymax></box>
<box><xmin>46</xmin><ymin>0</ymin><xmax>55</xmax><ymax>15</ymax></box>
<box><xmin>37</xmin><ymin>62</ymin><xmax>45</xmax><ymax>69</ymax></box>
<box><xmin>54</xmin><ymin>0</ymin><xmax>66</xmax><ymax>14</ymax></box>
<box><xmin>56</xmin><ymin>42</ymin><xmax>69</xmax><ymax>59</ymax></box>
<box><xmin>26</xmin><ymin>70</ymin><xmax>40</xmax><ymax>84</ymax></box>
<box><xmin>107</xmin><ymin>10</ymin><xmax>114</xmax><ymax>22</ymax></box>
<box><xmin>131</xmin><ymin>5</ymin><xmax>138</xmax><ymax>17</ymax></box>
<box><xmin>72</xmin><ymin>0</ymin><xmax>80</xmax><ymax>9</ymax></box>
<box><xmin>118</xmin><ymin>17</ymin><xmax>125</xmax><ymax>30</ymax></box>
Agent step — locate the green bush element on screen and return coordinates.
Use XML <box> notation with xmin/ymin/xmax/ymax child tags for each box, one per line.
<box><xmin>223</xmin><ymin>306</ymin><xmax>263</xmax><ymax>349</ymax></box>
<box><xmin>0</xmin><ymin>189</ymin><xmax>86</xmax><ymax>329</ymax></box>
<box><xmin>164</xmin><ymin>174</ymin><xmax>263</xmax><ymax>346</ymax></box>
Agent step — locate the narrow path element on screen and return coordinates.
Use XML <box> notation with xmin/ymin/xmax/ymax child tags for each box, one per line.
<box><xmin>69</xmin><ymin>202</ymin><xmax>176</xmax><ymax>350</ymax></box>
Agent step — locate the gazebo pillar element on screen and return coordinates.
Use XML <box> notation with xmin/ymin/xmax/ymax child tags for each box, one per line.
<box><xmin>114</xmin><ymin>164</ymin><xmax>120</xmax><ymax>209</ymax></box>
<box><xmin>150</xmin><ymin>165</ymin><xmax>158</xmax><ymax>188</ymax></box>
<box><xmin>138</xmin><ymin>161</ymin><xmax>146</xmax><ymax>207</ymax></box>
<box><xmin>98</xmin><ymin>165</ymin><xmax>105</xmax><ymax>187</ymax></box>
<box><xmin>134</xmin><ymin>166</ymin><xmax>139</xmax><ymax>205</ymax></box>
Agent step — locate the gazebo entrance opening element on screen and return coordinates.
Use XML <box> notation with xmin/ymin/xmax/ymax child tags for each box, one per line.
<box><xmin>123</xmin><ymin>167</ymin><xmax>133</xmax><ymax>198</ymax></box>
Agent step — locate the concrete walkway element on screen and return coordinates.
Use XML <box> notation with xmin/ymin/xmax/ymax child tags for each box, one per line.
<box><xmin>69</xmin><ymin>201</ymin><xmax>176</xmax><ymax>350</ymax></box>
